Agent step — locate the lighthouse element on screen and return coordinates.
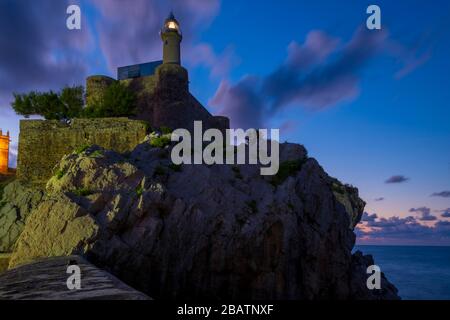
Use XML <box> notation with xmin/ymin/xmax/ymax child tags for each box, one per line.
<box><xmin>161</xmin><ymin>12</ymin><xmax>182</xmax><ymax>65</ymax></box>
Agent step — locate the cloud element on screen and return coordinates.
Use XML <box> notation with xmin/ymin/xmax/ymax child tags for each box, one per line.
<box><xmin>356</xmin><ymin>213</ymin><xmax>450</xmax><ymax>245</ymax></box>
<box><xmin>210</xmin><ymin>26</ymin><xmax>428</xmax><ymax>129</ymax></box>
<box><xmin>90</xmin><ymin>0</ymin><xmax>226</xmax><ymax>76</ymax></box>
<box><xmin>211</xmin><ymin>27</ymin><xmax>386</xmax><ymax>128</ymax></box>
<box><xmin>385</xmin><ymin>175</ymin><xmax>409</xmax><ymax>184</ymax></box>
<box><xmin>374</xmin><ymin>197</ymin><xmax>385</xmax><ymax>202</ymax></box>
<box><xmin>409</xmin><ymin>207</ymin><xmax>437</xmax><ymax>221</ymax></box>
<box><xmin>263</xmin><ymin>27</ymin><xmax>386</xmax><ymax>111</ymax></box>
<box><xmin>440</xmin><ymin>209</ymin><xmax>450</xmax><ymax>218</ymax></box>
<box><xmin>361</xmin><ymin>212</ymin><xmax>378</xmax><ymax>222</ymax></box>
<box><xmin>8</xmin><ymin>142</ymin><xmax>18</xmax><ymax>169</ymax></box>
<box><xmin>184</xmin><ymin>43</ymin><xmax>239</xmax><ymax>78</ymax></box>
<box><xmin>431</xmin><ymin>191</ymin><xmax>450</xmax><ymax>198</ymax></box>
<box><xmin>209</xmin><ymin>77</ymin><xmax>265</xmax><ymax>129</ymax></box>
<box><xmin>394</xmin><ymin>52</ymin><xmax>431</xmax><ymax>79</ymax></box>
<box><xmin>409</xmin><ymin>207</ymin><xmax>431</xmax><ymax>215</ymax></box>
<box><xmin>385</xmin><ymin>31</ymin><xmax>434</xmax><ymax>80</ymax></box>
<box><xmin>0</xmin><ymin>0</ymin><xmax>93</xmax><ymax>107</ymax></box>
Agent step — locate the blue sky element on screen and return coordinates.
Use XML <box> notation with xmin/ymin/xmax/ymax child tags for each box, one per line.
<box><xmin>0</xmin><ymin>0</ymin><xmax>449</xmax><ymax>245</ymax></box>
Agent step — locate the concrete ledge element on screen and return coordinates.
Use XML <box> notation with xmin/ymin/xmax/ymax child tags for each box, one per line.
<box><xmin>0</xmin><ymin>256</ymin><xmax>151</xmax><ymax>300</ymax></box>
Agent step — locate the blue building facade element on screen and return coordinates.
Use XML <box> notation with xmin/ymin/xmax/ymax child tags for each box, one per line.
<box><xmin>117</xmin><ymin>60</ymin><xmax>163</xmax><ymax>80</ymax></box>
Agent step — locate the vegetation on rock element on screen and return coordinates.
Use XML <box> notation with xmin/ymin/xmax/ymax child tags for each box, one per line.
<box><xmin>75</xmin><ymin>144</ymin><xmax>91</xmax><ymax>155</ymax></box>
<box><xmin>271</xmin><ymin>158</ymin><xmax>308</xmax><ymax>186</ymax></box>
<box><xmin>72</xmin><ymin>187</ymin><xmax>94</xmax><ymax>197</ymax></box>
<box><xmin>150</xmin><ymin>135</ymin><xmax>171</xmax><ymax>148</ymax></box>
<box><xmin>12</xmin><ymin>86</ymin><xmax>84</xmax><ymax>121</ymax></box>
<box><xmin>12</xmin><ymin>83</ymin><xmax>136</xmax><ymax>120</ymax></box>
<box><xmin>83</xmin><ymin>82</ymin><xmax>136</xmax><ymax>118</ymax></box>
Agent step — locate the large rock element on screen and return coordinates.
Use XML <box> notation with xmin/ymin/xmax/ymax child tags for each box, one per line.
<box><xmin>7</xmin><ymin>139</ymin><xmax>399</xmax><ymax>300</ymax></box>
<box><xmin>9</xmin><ymin>193</ymin><xmax>99</xmax><ymax>268</ymax></box>
<box><xmin>0</xmin><ymin>180</ymin><xmax>44</xmax><ymax>252</ymax></box>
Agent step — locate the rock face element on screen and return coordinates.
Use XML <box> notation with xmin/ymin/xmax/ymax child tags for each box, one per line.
<box><xmin>3</xmin><ymin>137</ymin><xmax>399</xmax><ymax>300</ymax></box>
<box><xmin>0</xmin><ymin>181</ymin><xmax>44</xmax><ymax>252</ymax></box>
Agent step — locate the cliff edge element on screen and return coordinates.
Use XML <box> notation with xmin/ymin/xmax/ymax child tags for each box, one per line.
<box><xmin>0</xmin><ymin>134</ymin><xmax>399</xmax><ymax>300</ymax></box>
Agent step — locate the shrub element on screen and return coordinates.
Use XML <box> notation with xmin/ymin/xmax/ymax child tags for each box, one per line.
<box><xmin>332</xmin><ymin>183</ymin><xmax>346</xmax><ymax>195</ymax></box>
<box><xmin>271</xmin><ymin>158</ymin><xmax>307</xmax><ymax>186</ymax></box>
<box><xmin>150</xmin><ymin>135</ymin><xmax>171</xmax><ymax>148</ymax></box>
<box><xmin>12</xmin><ymin>82</ymin><xmax>137</xmax><ymax>120</ymax></box>
<box><xmin>75</xmin><ymin>144</ymin><xmax>90</xmax><ymax>155</ymax></box>
<box><xmin>143</xmin><ymin>121</ymin><xmax>152</xmax><ymax>134</ymax></box>
<box><xmin>89</xmin><ymin>150</ymin><xmax>104</xmax><ymax>158</ymax></box>
<box><xmin>83</xmin><ymin>82</ymin><xmax>136</xmax><ymax>118</ymax></box>
<box><xmin>135</xmin><ymin>186</ymin><xmax>144</xmax><ymax>197</ymax></box>
<box><xmin>55</xmin><ymin>169</ymin><xmax>66</xmax><ymax>180</ymax></box>
<box><xmin>11</xmin><ymin>86</ymin><xmax>84</xmax><ymax>121</ymax></box>
<box><xmin>160</xmin><ymin>126</ymin><xmax>173</xmax><ymax>135</ymax></box>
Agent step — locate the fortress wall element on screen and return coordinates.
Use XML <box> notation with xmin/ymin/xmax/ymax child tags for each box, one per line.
<box><xmin>121</xmin><ymin>75</ymin><xmax>158</xmax><ymax>121</ymax></box>
<box><xmin>86</xmin><ymin>75</ymin><xmax>116</xmax><ymax>107</ymax></box>
<box><xmin>17</xmin><ymin>118</ymin><xmax>147</xmax><ymax>184</ymax></box>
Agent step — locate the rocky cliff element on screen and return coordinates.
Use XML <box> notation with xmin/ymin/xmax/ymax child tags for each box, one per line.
<box><xmin>0</xmin><ymin>134</ymin><xmax>399</xmax><ymax>300</ymax></box>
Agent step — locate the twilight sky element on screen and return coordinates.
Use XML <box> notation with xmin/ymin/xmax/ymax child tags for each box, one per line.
<box><xmin>0</xmin><ymin>0</ymin><xmax>449</xmax><ymax>245</ymax></box>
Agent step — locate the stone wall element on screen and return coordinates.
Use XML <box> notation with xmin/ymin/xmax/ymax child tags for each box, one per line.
<box><xmin>17</xmin><ymin>118</ymin><xmax>147</xmax><ymax>184</ymax></box>
<box><xmin>133</xmin><ymin>64</ymin><xmax>229</xmax><ymax>133</ymax></box>
<box><xmin>85</xmin><ymin>64</ymin><xmax>229</xmax><ymax>134</ymax></box>
<box><xmin>85</xmin><ymin>75</ymin><xmax>116</xmax><ymax>107</ymax></box>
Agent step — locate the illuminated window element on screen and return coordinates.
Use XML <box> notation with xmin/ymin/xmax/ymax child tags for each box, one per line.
<box><xmin>167</xmin><ymin>21</ymin><xmax>178</xmax><ymax>30</ymax></box>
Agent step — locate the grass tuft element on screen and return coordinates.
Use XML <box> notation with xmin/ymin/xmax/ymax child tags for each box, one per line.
<box><xmin>150</xmin><ymin>135</ymin><xmax>171</xmax><ymax>148</ymax></box>
<box><xmin>135</xmin><ymin>185</ymin><xmax>144</xmax><ymax>197</ymax></box>
<box><xmin>55</xmin><ymin>169</ymin><xmax>66</xmax><ymax>180</ymax></box>
<box><xmin>75</xmin><ymin>144</ymin><xmax>90</xmax><ymax>155</ymax></box>
<box><xmin>72</xmin><ymin>187</ymin><xmax>93</xmax><ymax>197</ymax></box>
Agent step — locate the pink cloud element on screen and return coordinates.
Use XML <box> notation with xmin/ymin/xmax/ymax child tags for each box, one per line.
<box><xmin>356</xmin><ymin>212</ymin><xmax>450</xmax><ymax>245</ymax></box>
<box><xmin>184</xmin><ymin>43</ymin><xmax>238</xmax><ymax>78</ymax></box>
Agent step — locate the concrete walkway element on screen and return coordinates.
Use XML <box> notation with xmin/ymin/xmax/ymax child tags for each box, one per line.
<box><xmin>0</xmin><ymin>255</ymin><xmax>150</xmax><ymax>300</ymax></box>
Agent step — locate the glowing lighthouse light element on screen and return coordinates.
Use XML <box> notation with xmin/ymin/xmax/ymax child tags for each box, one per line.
<box><xmin>161</xmin><ymin>12</ymin><xmax>183</xmax><ymax>64</ymax></box>
<box><xmin>167</xmin><ymin>21</ymin><xmax>178</xmax><ymax>30</ymax></box>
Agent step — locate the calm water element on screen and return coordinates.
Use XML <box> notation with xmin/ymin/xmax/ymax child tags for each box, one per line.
<box><xmin>355</xmin><ymin>245</ymin><xmax>450</xmax><ymax>300</ymax></box>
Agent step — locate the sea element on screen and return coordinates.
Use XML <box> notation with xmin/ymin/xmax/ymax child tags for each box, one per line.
<box><xmin>355</xmin><ymin>245</ymin><xmax>450</xmax><ymax>300</ymax></box>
